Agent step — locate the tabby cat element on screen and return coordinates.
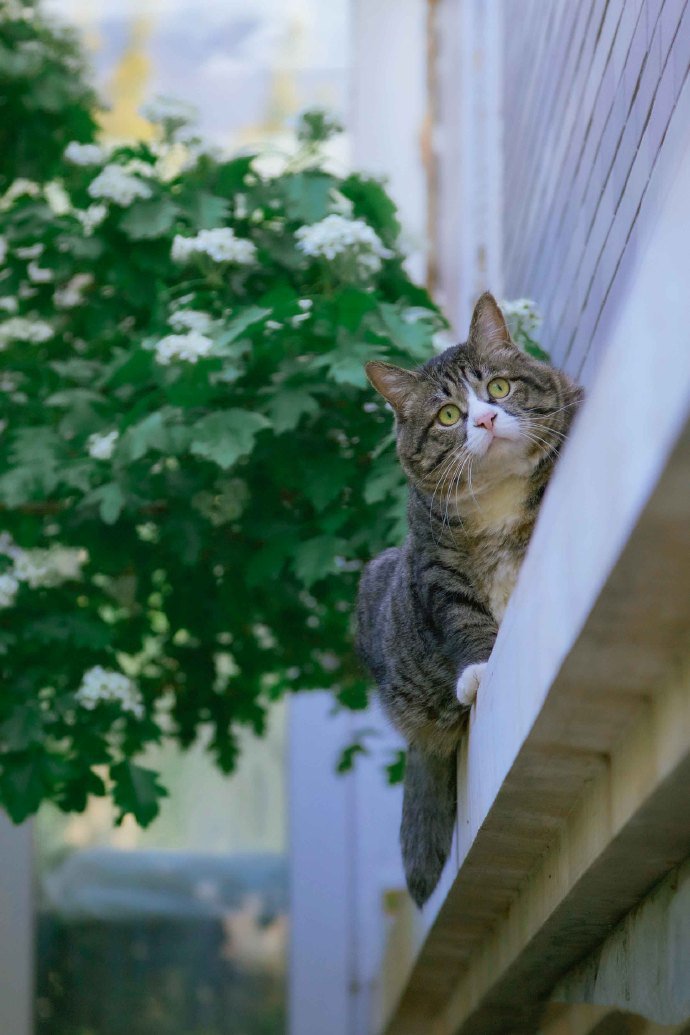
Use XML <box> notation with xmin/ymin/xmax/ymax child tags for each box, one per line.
<box><xmin>356</xmin><ymin>293</ymin><xmax>582</xmax><ymax>907</ymax></box>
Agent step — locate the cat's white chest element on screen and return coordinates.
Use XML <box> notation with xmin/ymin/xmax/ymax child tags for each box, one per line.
<box><xmin>469</xmin><ymin>477</ymin><xmax>527</xmax><ymax>535</ymax></box>
<box><xmin>488</xmin><ymin>556</ymin><xmax>521</xmax><ymax>621</ymax></box>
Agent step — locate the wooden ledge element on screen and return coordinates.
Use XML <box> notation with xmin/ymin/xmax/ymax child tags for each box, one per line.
<box><xmin>376</xmin><ymin>120</ymin><xmax>690</xmax><ymax>1035</ymax></box>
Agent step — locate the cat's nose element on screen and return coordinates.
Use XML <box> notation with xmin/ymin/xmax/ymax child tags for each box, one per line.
<box><xmin>473</xmin><ymin>410</ymin><xmax>497</xmax><ymax>431</ymax></box>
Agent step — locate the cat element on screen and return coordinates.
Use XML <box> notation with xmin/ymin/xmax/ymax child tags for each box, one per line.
<box><xmin>355</xmin><ymin>292</ymin><xmax>583</xmax><ymax>907</ymax></box>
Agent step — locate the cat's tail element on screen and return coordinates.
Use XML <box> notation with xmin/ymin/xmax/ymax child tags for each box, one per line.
<box><xmin>400</xmin><ymin>744</ymin><xmax>457</xmax><ymax>908</ymax></box>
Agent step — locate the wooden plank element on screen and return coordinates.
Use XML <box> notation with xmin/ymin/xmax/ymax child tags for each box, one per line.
<box><xmin>553</xmin><ymin>858</ymin><xmax>690</xmax><ymax>1024</ymax></box>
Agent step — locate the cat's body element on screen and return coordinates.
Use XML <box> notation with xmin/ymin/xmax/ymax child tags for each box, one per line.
<box><xmin>356</xmin><ymin>294</ymin><xmax>582</xmax><ymax>907</ymax></box>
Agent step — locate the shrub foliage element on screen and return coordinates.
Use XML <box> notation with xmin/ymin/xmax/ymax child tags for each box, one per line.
<box><xmin>0</xmin><ymin>3</ymin><xmax>447</xmax><ymax>823</ymax></box>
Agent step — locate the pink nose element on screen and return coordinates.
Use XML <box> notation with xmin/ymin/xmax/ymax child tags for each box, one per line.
<box><xmin>474</xmin><ymin>410</ymin><xmax>497</xmax><ymax>431</ymax></box>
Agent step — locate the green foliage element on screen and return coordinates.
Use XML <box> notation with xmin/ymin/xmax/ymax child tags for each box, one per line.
<box><xmin>0</xmin><ymin>4</ymin><xmax>447</xmax><ymax>825</ymax></box>
<box><xmin>0</xmin><ymin>0</ymin><xmax>98</xmax><ymax>189</ymax></box>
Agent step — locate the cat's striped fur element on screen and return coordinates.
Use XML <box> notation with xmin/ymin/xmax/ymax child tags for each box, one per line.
<box><xmin>356</xmin><ymin>293</ymin><xmax>583</xmax><ymax>907</ymax></box>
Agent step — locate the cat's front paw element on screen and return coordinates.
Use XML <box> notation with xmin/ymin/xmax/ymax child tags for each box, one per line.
<box><xmin>456</xmin><ymin>662</ymin><xmax>487</xmax><ymax>707</ymax></box>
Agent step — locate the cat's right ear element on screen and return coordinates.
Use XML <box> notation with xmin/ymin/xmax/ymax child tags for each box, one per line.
<box><xmin>365</xmin><ymin>361</ymin><xmax>420</xmax><ymax>415</ymax></box>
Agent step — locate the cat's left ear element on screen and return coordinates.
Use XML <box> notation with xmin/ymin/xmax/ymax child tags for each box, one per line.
<box><xmin>365</xmin><ymin>361</ymin><xmax>420</xmax><ymax>415</ymax></box>
<box><xmin>469</xmin><ymin>292</ymin><xmax>513</xmax><ymax>351</ymax></box>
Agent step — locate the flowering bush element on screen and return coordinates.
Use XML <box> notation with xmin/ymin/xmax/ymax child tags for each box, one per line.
<box><xmin>0</xmin><ymin>5</ymin><xmax>447</xmax><ymax>824</ymax></box>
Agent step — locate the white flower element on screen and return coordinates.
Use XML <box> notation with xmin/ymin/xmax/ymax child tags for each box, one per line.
<box><xmin>501</xmin><ymin>297</ymin><xmax>543</xmax><ymax>337</ymax></box>
<box><xmin>16</xmin><ymin>243</ymin><xmax>43</xmax><ymax>260</ymax></box>
<box><xmin>54</xmin><ymin>273</ymin><xmax>93</xmax><ymax>309</ymax></box>
<box><xmin>0</xmin><ymin>179</ymin><xmax>40</xmax><ymax>210</ymax></box>
<box><xmin>75</xmin><ymin>666</ymin><xmax>144</xmax><ymax>718</ymax></box>
<box><xmin>28</xmin><ymin>260</ymin><xmax>54</xmax><ymax>284</ymax></box>
<box><xmin>76</xmin><ymin>203</ymin><xmax>108</xmax><ymax>235</ymax></box>
<box><xmin>152</xmin><ymin>331</ymin><xmax>214</xmax><ymax>365</ymax></box>
<box><xmin>171</xmin><ymin>227</ymin><xmax>256</xmax><ymax>265</ymax></box>
<box><xmin>0</xmin><ymin>1</ymin><xmax>35</xmax><ymax>23</ymax></box>
<box><xmin>295</xmin><ymin>214</ymin><xmax>392</xmax><ymax>274</ymax></box>
<box><xmin>0</xmin><ymin>574</ymin><xmax>19</xmax><ymax>609</ymax></box>
<box><xmin>88</xmin><ymin>164</ymin><xmax>153</xmax><ymax>206</ymax></box>
<box><xmin>0</xmin><ymin>296</ymin><xmax>17</xmax><ymax>314</ymax></box>
<box><xmin>11</xmin><ymin>545</ymin><xmax>86</xmax><ymax>588</ymax></box>
<box><xmin>0</xmin><ymin>237</ymin><xmax>6</xmax><ymax>264</ymax></box>
<box><xmin>141</xmin><ymin>95</ymin><xmax>198</xmax><ymax>128</ymax></box>
<box><xmin>0</xmin><ymin>317</ymin><xmax>53</xmax><ymax>348</ymax></box>
<box><xmin>329</xmin><ymin>189</ymin><xmax>354</xmax><ymax>217</ymax></box>
<box><xmin>44</xmin><ymin>181</ymin><xmax>72</xmax><ymax>215</ymax></box>
<box><xmin>168</xmin><ymin>309</ymin><xmax>214</xmax><ymax>333</ymax></box>
<box><xmin>87</xmin><ymin>429</ymin><xmax>119</xmax><ymax>460</ymax></box>
<box><xmin>152</xmin><ymin>141</ymin><xmax>189</xmax><ymax>181</ymax></box>
<box><xmin>122</xmin><ymin>158</ymin><xmax>155</xmax><ymax>178</ymax></box>
<box><xmin>64</xmin><ymin>141</ymin><xmax>106</xmax><ymax>166</ymax></box>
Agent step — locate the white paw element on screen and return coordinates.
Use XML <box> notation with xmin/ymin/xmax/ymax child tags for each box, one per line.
<box><xmin>456</xmin><ymin>662</ymin><xmax>487</xmax><ymax>707</ymax></box>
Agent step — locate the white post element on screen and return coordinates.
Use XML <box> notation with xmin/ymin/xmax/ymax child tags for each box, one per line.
<box><xmin>350</xmin><ymin>0</ymin><xmax>429</xmax><ymax>281</ymax></box>
<box><xmin>0</xmin><ymin>815</ymin><xmax>33</xmax><ymax>1035</ymax></box>
<box><xmin>288</xmin><ymin>692</ymin><xmax>404</xmax><ymax>1035</ymax></box>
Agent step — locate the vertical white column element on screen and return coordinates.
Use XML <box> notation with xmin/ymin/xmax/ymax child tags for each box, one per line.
<box><xmin>288</xmin><ymin>692</ymin><xmax>404</xmax><ymax>1035</ymax></box>
<box><xmin>0</xmin><ymin>815</ymin><xmax>33</xmax><ymax>1035</ymax></box>
<box><xmin>434</xmin><ymin>0</ymin><xmax>504</xmax><ymax>334</ymax></box>
<box><xmin>288</xmin><ymin>692</ymin><xmax>354</xmax><ymax>1035</ymax></box>
<box><xmin>350</xmin><ymin>0</ymin><xmax>429</xmax><ymax>281</ymax></box>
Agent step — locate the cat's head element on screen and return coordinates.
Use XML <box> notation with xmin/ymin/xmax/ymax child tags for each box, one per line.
<box><xmin>365</xmin><ymin>293</ymin><xmax>583</xmax><ymax>495</ymax></box>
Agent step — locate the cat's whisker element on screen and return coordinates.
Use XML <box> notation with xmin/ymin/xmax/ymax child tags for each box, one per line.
<box><xmin>429</xmin><ymin>445</ymin><xmax>469</xmax><ymax>538</ymax></box>
<box><xmin>450</xmin><ymin>452</ymin><xmax>474</xmax><ymax>528</ymax></box>
<box><xmin>518</xmin><ymin>426</ymin><xmax>561</xmax><ymax>458</ymax></box>
<box><xmin>523</xmin><ymin>418</ymin><xmax>569</xmax><ymax>440</ymax></box>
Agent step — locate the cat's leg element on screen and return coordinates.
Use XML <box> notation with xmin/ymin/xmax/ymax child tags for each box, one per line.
<box><xmin>455</xmin><ymin>662</ymin><xmax>487</xmax><ymax>706</ymax></box>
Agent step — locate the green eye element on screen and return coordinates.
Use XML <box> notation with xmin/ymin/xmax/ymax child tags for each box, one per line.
<box><xmin>437</xmin><ymin>404</ymin><xmax>461</xmax><ymax>427</ymax></box>
<box><xmin>488</xmin><ymin>377</ymin><xmax>510</xmax><ymax>399</ymax></box>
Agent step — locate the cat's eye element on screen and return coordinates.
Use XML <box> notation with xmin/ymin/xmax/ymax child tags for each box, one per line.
<box><xmin>437</xmin><ymin>404</ymin><xmax>461</xmax><ymax>427</ymax></box>
<box><xmin>487</xmin><ymin>377</ymin><xmax>510</xmax><ymax>399</ymax></box>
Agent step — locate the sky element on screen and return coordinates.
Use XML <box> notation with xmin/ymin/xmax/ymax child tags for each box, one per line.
<box><xmin>44</xmin><ymin>0</ymin><xmax>350</xmax><ymax>150</ymax></box>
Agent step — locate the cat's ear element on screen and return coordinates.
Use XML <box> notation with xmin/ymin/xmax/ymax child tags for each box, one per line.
<box><xmin>469</xmin><ymin>292</ymin><xmax>513</xmax><ymax>351</ymax></box>
<box><xmin>365</xmin><ymin>361</ymin><xmax>420</xmax><ymax>414</ymax></box>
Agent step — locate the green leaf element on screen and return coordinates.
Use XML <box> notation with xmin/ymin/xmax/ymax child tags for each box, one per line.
<box><xmin>282</xmin><ymin>172</ymin><xmax>335</xmax><ymax>222</ymax></box>
<box><xmin>336</xmin><ymin>741</ymin><xmax>367</xmax><ymax>773</ymax></box>
<box><xmin>0</xmin><ymin>707</ymin><xmax>43</xmax><ymax>752</ymax></box>
<box><xmin>119</xmin><ymin>197</ymin><xmax>178</xmax><ymax>239</ymax></box>
<box><xmin>377</xmin><ymin>303</ymin><xmax>433</xmax><ymax>360</ymax></box>
<box><xmin>81</xmin><ymin>482</ymin><xmax>125</xmax><ymax>524</ymax></box>
<box><xmin>341</xmin><ymin>173</ymin><xmax>401</xmax><ymax>245</ymax></box>
<box><xmin>292</xmin><ymin>535</ymin><xmax>345</xmax><ymax>588</ymax></box>
<box><xmin>303</xmin><ymin>462</ymin><xmax>350</xmax><ymax>511</ymax></box>
<box><xmin>266</xmin><ymin>388</ymin><xmax>319</xmax><ymax>434</ymax></box>
<box><xmin>23</xmin><ymin>613</ymin><xmax>113</xmax><ymax>649</ymax></box>
<box><xmin>0</xmin><ymin>752</ymin><xmax>54</xmax><ymax>822</ymax></box>
<box><xmin>189</xmin><ymin>410</ymin><xmax>270</xmax><ymax>470</ymax></box>
<box><xmin>185</xmin><ymin>191</ymin><xmax>231</xmax><ymax>229</ymax></box>
<box><xmin>363</xmin><ymin>462</ymin><xmax>404</xmax><ymax>504</ymax></box>
<box><xmin>50</xmin><ymin>359</ymin><xmax>103</xmax><ymax>385</ymax></box>
<box><xmin>0</xmin><ymin>428</ymin><xmax>64</xmax><ymax>504</ymax></box>
<box><xmin>325</xmin><ymin>344</ymin><xmax>381</xmax><ymax>387</ymax></box>
<box><xmin>110</xmin><ymin>761</ymin><xmax>168</xmax><ymax>826</ymax></box>
<box><xmin>214</xmin><ymin>306</ymin><xmax>270</xmax><ymax>350</ymax></box>
<box><xmin>385</xmin><ymin>749</ymin><xmax>406</xmax><ymax>785</ymax></box>
<box><xmin>120</xmin><ymin>410</ymin><xmax>190</xmax><ymax>461</ymax></box>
